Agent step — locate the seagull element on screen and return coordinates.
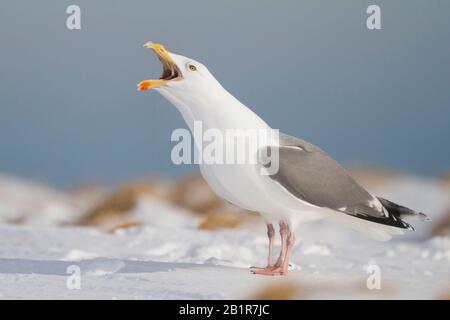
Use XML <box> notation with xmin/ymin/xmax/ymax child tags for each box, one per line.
<box><xmin>137</xmin><ymin>43</ymin><xmax>428</xmax><ymax>276</ymax></box>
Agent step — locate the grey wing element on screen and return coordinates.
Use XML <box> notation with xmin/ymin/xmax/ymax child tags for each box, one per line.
<box><xmin>263</xmin><ymin>133</ymin><xmax>411</xmax><ymax>229</ymax></box>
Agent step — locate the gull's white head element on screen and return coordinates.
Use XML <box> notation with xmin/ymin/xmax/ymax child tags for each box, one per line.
<box><xmin>137</xmin><ymin>42</ymin><xmax>221</xmax><ymax>94</ymax></box>
<box><xmin>137</xmin><ymin>42</ymin><xmax>268</xmax><ymax>131</ymax></box>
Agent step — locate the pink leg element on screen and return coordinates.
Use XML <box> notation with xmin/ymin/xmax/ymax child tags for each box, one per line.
<box><xmin>250</xmin><ymin>223</ymin><xmax>275</xmax><ymax>269</ymax></box>
<box><xmin>274</xmin><ymin>221</ymin><xmax>288</xmax><ymax>267</ymax></box>
<box><xmin>251</xmin><ymin>221</ymin><xmax>295</xmax><ymax>276</ymax></box>
<box><xmin>267</xmin><ymin>223</ymin><xmax>275</xmax><ymax>266</ymax></box>
<box><xmin>280</xmin><ymin>232</ymin><xmax>296</xmax><ymax>274</ymax></box>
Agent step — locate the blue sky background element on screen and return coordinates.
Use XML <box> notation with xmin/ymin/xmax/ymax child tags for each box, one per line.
<box><xmin>0</xmin><ymin>1</ymin><xmax>449</xmax><ymax>186</ymax></box>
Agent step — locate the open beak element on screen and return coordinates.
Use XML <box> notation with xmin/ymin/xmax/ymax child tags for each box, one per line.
<box><xmin>137</xmin><ymin>42</ymin><xmax>182</xmax><ymax>91</ymax></box>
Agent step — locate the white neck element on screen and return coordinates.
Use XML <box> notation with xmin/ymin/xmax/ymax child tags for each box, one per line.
<box><xmin>158</xmin><ymin>84</ymin><xmax>270</xmax><ymax>133</ymax></box>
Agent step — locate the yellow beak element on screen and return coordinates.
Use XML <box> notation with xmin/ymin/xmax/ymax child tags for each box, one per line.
<box><xmin>137</xmin><ymin>42</ymin><xmax>181</xmax><ymax>91</ymax></box>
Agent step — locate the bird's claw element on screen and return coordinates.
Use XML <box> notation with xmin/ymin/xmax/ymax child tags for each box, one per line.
<box><xmin>249</xmin><ymin>266</ymin><xmax>286</xmax><ymax>276</ymax></box>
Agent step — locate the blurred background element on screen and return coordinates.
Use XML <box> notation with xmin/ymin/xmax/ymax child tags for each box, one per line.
<box><xmin>0</xmin><ymin>0</ymin><xmax>449</xmax><ymax>300</ymax></box>
<box><xmin>0</xmin><ymin>0</ymin><xmax>449</xmax><ymax>187</ymax></box>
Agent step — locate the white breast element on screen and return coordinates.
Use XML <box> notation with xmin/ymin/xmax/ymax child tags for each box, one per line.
<box><xmin>158</xmin><ymin>82</ymin><xmax>322</xmax><ymax>223</ymax></box>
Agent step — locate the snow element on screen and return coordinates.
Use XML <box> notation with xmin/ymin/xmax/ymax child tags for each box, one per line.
<box><xmin>0</xmin><ymin>174</ymin><xmax>449</xmax><ymax>299</ymax></box>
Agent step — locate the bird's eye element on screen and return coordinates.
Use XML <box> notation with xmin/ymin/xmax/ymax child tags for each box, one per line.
<box><xmin>188</xmin><ymin>64</ymin><xmax>197</xmax><ymax>71</ymax></box>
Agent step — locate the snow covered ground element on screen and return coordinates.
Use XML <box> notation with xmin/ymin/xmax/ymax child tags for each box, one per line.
<box><xmin>0</xmin><ymin>174</ymin><xmax>449</xmax><ymax>299</ymax></box>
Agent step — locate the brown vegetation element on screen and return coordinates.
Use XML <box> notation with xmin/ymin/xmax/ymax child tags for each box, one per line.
<box><xmin>250</xmin><ymin>281</ymin><xmax>303</xmax><ymax>300</ymax></box>
<box><xmin>77</xmin><ymin>181</ymin><xmax>163</xmax><ymax>227</ymax></box>
<box><xmin>167</xmin><ymin>174</ymin><xmax>223</xmax><ymax>215</ymax></box>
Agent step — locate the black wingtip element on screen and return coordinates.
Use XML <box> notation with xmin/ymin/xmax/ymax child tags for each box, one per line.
<box><xmin>419</xmin><ymin>212</ymin><xmax>430</xmax><ymax>222</ymax></box>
